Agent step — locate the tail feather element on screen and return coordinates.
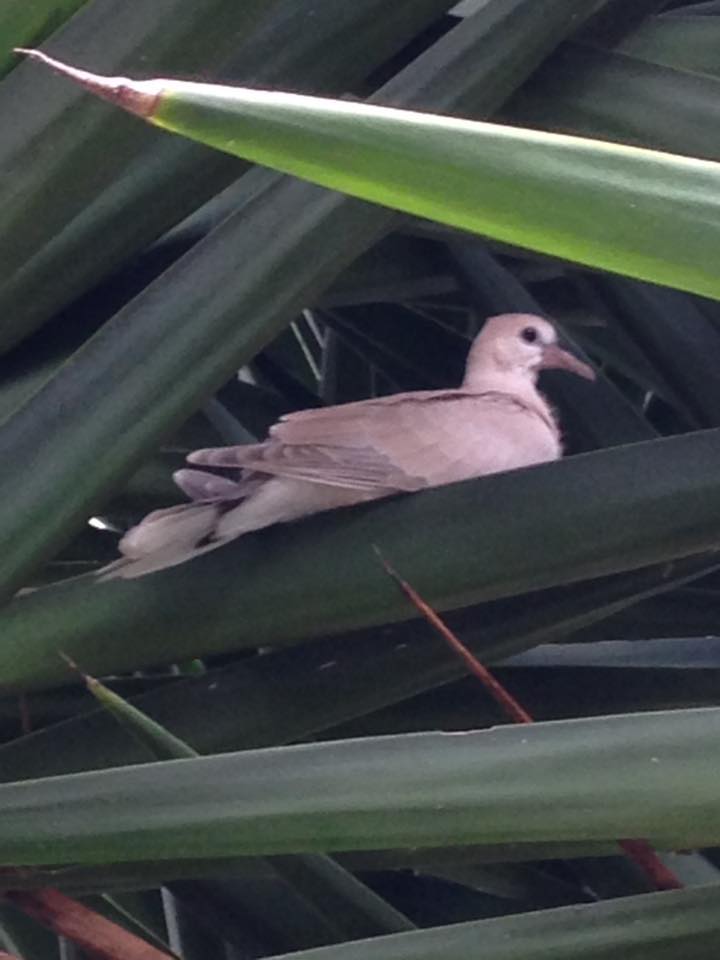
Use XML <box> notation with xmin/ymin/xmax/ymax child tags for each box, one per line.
<box><xmin>173</xmin><ymin>468</ymin><xmax>246</xmax><ymax>502</ymax></box>
<box><xmin>96</xmin><ymin>501</ymin><xmax>223</xmax><ymax>581</ymax></box>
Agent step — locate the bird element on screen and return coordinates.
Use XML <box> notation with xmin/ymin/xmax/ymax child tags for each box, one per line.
<box><xmin>99</xmin><ymin>313</ymin><xmax>594</xmax><ymax>579</ymax></box>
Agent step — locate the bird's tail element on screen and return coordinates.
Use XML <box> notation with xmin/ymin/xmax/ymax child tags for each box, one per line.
<box><xmin>96</xmin><ymin>499</ymin><xmax>229</xmax><ymax>580</ymax></box>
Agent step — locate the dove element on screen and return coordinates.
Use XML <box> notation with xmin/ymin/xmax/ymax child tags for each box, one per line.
<box><xmin>100</xmin><ymin>313</ymin><xmax>594</xmax><ymax>579</ymax></box>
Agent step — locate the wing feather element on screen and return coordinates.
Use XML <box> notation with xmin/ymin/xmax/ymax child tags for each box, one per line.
<box><xmin>186</xmin><ymin>391</ymin><xmax>558</xmax><ymax>493</ymax></box>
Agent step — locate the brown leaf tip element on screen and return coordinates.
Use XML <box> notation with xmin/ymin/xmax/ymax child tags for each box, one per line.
<box><xmin>14</xmin><ymin>48</ymin><xmax>161</xmax><ymax>119</ymax></box>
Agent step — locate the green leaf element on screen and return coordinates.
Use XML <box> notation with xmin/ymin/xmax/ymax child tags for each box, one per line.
<box><xmin>242</xmin><ymin>886</ymin><xmax>720</xmax><ymax>960</ymax></box>
<box><xmin>2</xmin><ymin>428</ymin><xmax>720</xmax><ymax>691</ymax></box>
<box><xmin>591</xmin><ymin>278</ymin><xmax>720</xmax><ymax>427</ymax></box>
<box><xmin>503</xmin><ymin>43</ymin><xmax>720</xmax><ymax>162</ymax></box>
<box><xmin>0</xmin><ymin>0</ymin><xmax>272</xmax><ymax>351</ymax></box>
<box><xmin>80</xmin><ymin>671</ymin><xmax>197</xmax><ymax>761</ymax></box>
<box><xmin>25</xmin><ymin>37</ymin><xmax>720</xmax><ymax>300</ymax></box>
<box><xmin>574</xmin><ymin>0</ymin><xmax>669</xmax><ymax>46</ymax></box>
<box><xmin>0</xmin><ymin>844</ymin><xmax>622</xmax><ymax>895</ymax></box>
<box><xmin>0</xmin><ymin>555</ymin><xmax>714</xmax><ymax>772</ymax></box>
<box><xmin>617</xmin><ymin>12</ymin><xmax>720</xmax><ymax>76</ymax></box>
<box><xmin>2</xmin><ymin>709</ymin><xmax>720</xmax><ymax>866</ymax></box>
<box><xmin>0</xmin><ymin>0</ymin><xmax>449</xmax><ymax>352</ymax></box>
<box><xmin>80</xmin><ymin>670</ymin><xmax>416</xmax><ymax>945</ymax></box>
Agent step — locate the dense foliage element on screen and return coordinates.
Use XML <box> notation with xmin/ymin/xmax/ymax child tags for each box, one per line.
<box><xmin>2</xmin><ymin>1</ymin><xmax>720</xmax><ymax>957</ymax></box>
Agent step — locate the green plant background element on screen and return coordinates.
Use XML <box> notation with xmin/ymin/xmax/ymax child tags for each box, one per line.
<box><xmin>3</xmin><ymin>1</ymin><xmax>720</xmax><ymax>958</ymax></box>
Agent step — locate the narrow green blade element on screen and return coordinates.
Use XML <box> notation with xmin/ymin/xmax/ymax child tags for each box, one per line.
<box><xmin>24</xmin><ymin>44</ymin><xmax>720</xmax><ymax>299</ymax></box>
<box><xmin>0</xmin><ymin>555</ymin><xmax>715</xmax><ymax>765</ymax></box>
<box><xmin>618</xmin><ymin>12</ymin><xmax>720</xmax><ymax>76</ymax></box>
<box><xmin>0</xmin><ymin>0</ymin><xmax>452</xmax><ymax>351</ymax></box>
<box><xmin>80</xmin><ymin>671</ymin><xmax>415</xmax><ymax>946</ymax></box>
<box><xmin>1</xmin><ymin>709</ymin><xmax>720</xmax><ymax>866</ymax></box>
<box><xmin>245</xmin><ymin>887</ymin><xmax>720</xmax><ymax>960</ymax></box>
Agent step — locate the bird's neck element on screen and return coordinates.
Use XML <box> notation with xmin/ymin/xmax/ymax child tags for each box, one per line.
<box><xmin>462</xmin><ymin>366</ymin><xmax>537</xmax><ymax>396</ymax></box>
<box><xmin>462</xmin><ymin>369</ymin><xmax>558</xmax><ymax>434</ymax></box>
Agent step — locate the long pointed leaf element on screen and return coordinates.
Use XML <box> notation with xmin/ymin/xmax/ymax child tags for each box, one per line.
<box><xmin>0</xmin><ymin>0</ymin><xmax>452</xmax><ymax>351</ymax></box>
<box><xmin>0</xmin><ymin>0</ymin><xmax>273</xmax><ymax>351</ymax></box>
<box><xmin>250</xmin><ymin>886</ymin><xmax>720</xmax><ymax>960</ymax></box>
<box><xmin>1</xmin><ymin>709</ymin><xmax>720</xmax><ymax>866</ymax></box>
<box><xmin>24</xmin><ymin>48</ymin><xmax>720</xmax><ymax>299</ymax></box>
<box><xmin>82</xmin><ymin>671</ymin><xmax>415</xmax><ymax>948</ymax></box>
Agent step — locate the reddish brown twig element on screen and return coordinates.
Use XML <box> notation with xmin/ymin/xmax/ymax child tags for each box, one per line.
<box><xmin>617</xmin><ymin>839</ymin><xmax>682</xmax><ymax>891</ymax></box>
<box><xmin>375</xmin><ymin>547</ymin><xmax>683</xmax><ymax>893</ymax></box>
<box><xmin>2</xmin><ymin>889</ymin><xmax>173</xmax><ymax>960</ymax></box>
<box><xmin>375</xmin><ymin>549</ymin><xmax>532</xmax><ymax>724</ymax></box>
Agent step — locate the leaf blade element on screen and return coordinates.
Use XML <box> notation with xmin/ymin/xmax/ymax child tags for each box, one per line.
<box><xmin>1</xmin><ymin>709</ymin><xmax>720</xmax><ymax>866</ymax></box>
<box><xmin>29</xmin><ymin>49</ymin><xmax>720</xmax><ymax>299</ymax></box>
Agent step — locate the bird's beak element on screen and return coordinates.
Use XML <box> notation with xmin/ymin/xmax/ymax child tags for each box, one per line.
<box><xmin>540</xmin><ymin>344</ymin><xmax>596</xmax><ymax>381</ymax></box>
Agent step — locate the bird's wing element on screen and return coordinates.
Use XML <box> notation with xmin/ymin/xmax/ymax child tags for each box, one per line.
<box><xmin>187</xmin><ymin>440</ymin><xmax>422</xmax><ymax>492</ymax></box>
<box><xmin>187</xmin><ymin>390</ymin><xmax>557</xmax><ymax>492</ymax></box>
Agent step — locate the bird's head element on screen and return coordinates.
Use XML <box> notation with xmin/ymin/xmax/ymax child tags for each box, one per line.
<box><xmin>463</xmin><ymin>313</ymin><xmax>595</xmax><ymax>387</ymax></box>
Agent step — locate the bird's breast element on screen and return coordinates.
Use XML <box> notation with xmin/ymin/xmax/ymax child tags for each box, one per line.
<box><xmin>402</xmin><ymin>393</ymin><xmax>561</xmax><ymax>487</ymax></box>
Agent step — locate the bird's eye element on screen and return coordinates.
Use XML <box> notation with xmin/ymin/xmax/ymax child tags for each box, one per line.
<box><xmin>520</xmin><ymin>326</ymin><xmax>538</xmax><ymax>344</ymax></box>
